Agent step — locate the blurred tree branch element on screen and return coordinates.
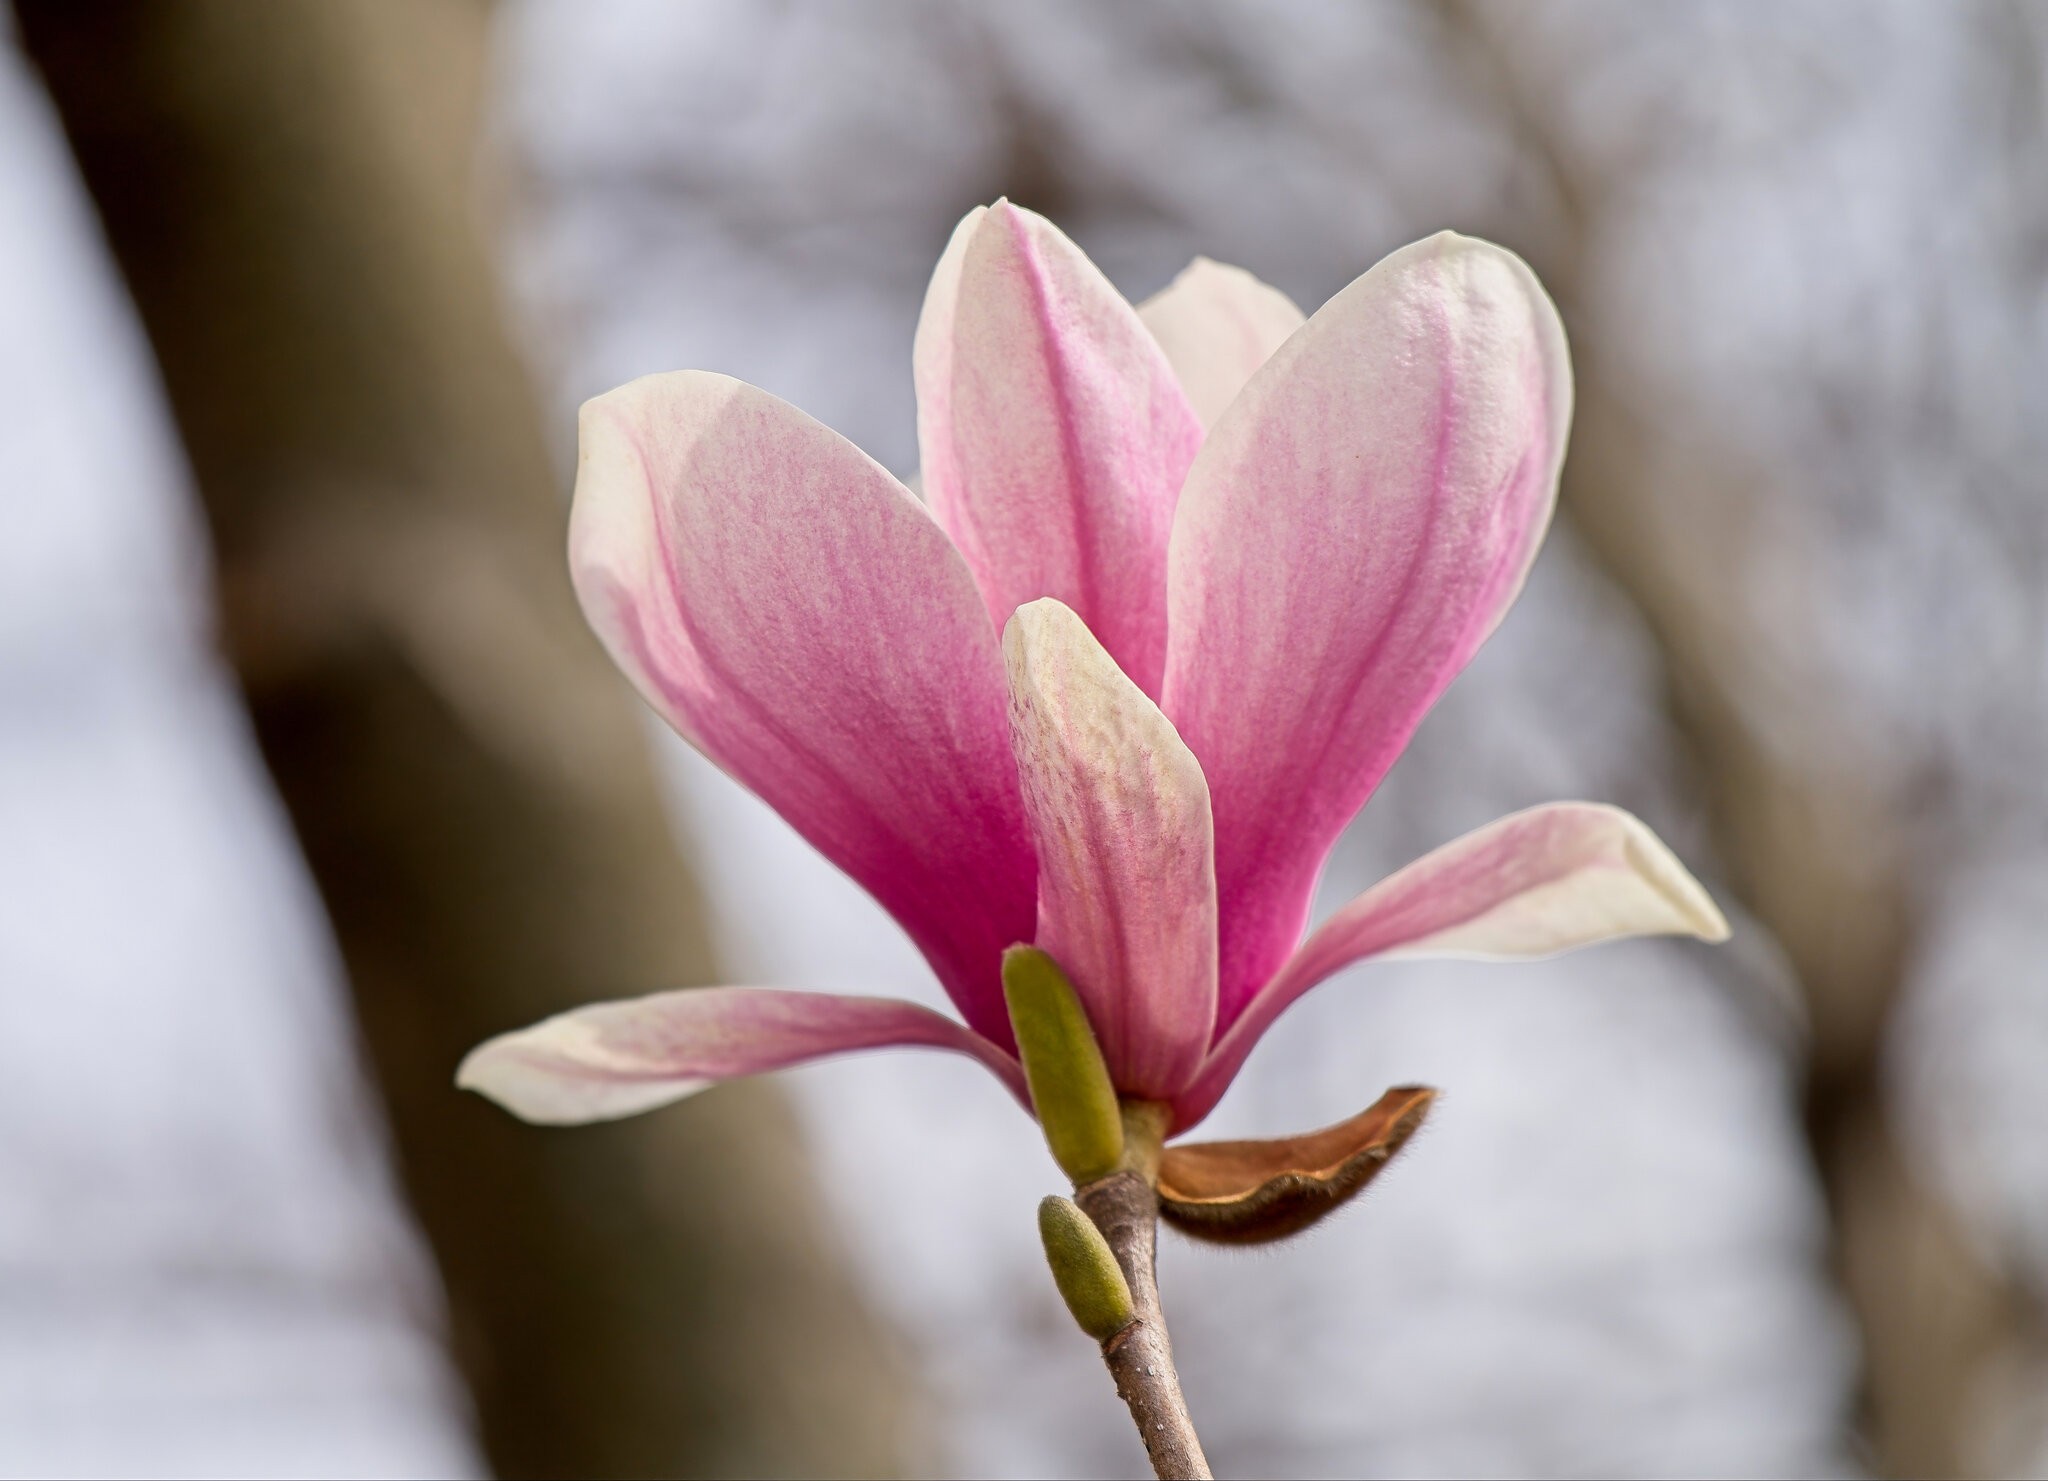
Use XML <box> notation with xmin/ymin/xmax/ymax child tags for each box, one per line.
<box><xmin>1430</xmin><ymin>4</ymin><xmax>2020</xmax><ymax>1474</ymax></box>
<box><xmin>13</xmin><ymin>2</ymin><xmax>916</xmax><ymax>1475</ymax></box>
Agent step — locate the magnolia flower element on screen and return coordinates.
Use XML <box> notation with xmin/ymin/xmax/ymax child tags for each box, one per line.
<box><xmin>460</xmin><ymin>202</ymin><xmax>1727</xmax><ymax>1150</ymax></box>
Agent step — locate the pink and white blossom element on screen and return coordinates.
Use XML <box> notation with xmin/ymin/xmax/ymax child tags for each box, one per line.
<box><xmin>460</xmin><ymin>201</ymin><xmax>1728</xmax><ymax>1136</ymax></box>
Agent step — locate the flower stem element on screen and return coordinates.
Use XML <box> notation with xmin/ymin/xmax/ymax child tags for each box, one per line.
<box><xmin>1074</xmin><ymin>1102</ymin><xmax>1212</xmax><ymax>1480</ymax></box>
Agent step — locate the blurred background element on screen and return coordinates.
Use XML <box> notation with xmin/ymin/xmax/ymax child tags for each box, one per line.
<box><xmin>2</xmin><ymin>2</ymin><xmax>2044</xmax><ymax>1476</ymax></box>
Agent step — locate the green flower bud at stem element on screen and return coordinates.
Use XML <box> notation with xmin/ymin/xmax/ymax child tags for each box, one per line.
<box><xmin>1003</xmin><ymin>945</ymin><xmax>1124</xmax><ymax>1182</ymax></box>
<box><xmin>1037</xmin><ymin>1195</ymin><xmax>1135</xmax><ymax>1342</ymax></box>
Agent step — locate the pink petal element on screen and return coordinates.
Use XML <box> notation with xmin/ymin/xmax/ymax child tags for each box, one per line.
<box><xmin>1173</xmin><ymin>803</ymin><xmax>1729</xmax><ymax>1129</ymax></box>
<box><xmin>570</xmin><ymin>371</ymin><xmax>1036</xmax><ymax>1047</ymax></box>
<box><xmin>1004</xmin><ymin>599</ymin><xmax>1218</xmax><ymax>1098</ymax></box>
<box><xmin>1162</xmin><ymin>232</ymin><xmax>1573</xmax><ymax>1024</ymax></box>
<box><xmin>1137</xmin><ymin>257</ymin><xmax>1306</xmax><ymax>430</ymax></box>
<box><xmin>915</xmin><ymin>201</ymin><xmax>1204</xmax><ymax>698</ymax></box>
<box><xmin>458</xmin><ymin>988</ymin><xmax>1026</xmax><ymax>1125</ymax></box>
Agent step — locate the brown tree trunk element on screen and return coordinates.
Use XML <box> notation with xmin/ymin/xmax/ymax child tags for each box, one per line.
<box><xmin>13</xmin><ymin>3</ymin><xmax>915</xmax><ymax>1475</ymax></box>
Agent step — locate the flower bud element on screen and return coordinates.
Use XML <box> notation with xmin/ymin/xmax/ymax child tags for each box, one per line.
<box><xmin>1037</xmin><ymin>1195</ymin><xmax>1134</xmax><ymax>1342</ymax></box>
<box><xmin>1003</xmin><ymin>945</ymin><xmax>1123</xmax><ymax>1183</ymax></box>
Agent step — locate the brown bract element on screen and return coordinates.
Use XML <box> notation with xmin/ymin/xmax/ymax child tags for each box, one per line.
<box><xmin>1157</xmin><ymin>1085</ymin><xmax>1436</xmax><ymax>1244</ymax></box>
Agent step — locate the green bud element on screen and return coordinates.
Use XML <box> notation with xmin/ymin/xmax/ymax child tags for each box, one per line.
<box><xmin>1003</xmin><ymin>945</ymin><xmax>1123</xmax><ymax>1182</ymax></box>
<box><xmin>1037</xmin><ymin>1195</ymin><xmax>1134</xmax><ymax>1342</ymax></box>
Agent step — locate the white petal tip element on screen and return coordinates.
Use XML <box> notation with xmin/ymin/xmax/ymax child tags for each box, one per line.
<box><xmin>1613</xmin><ymin>812</ymin><xmax>1733</xmax><ymax>944</ymax></box>
<box><xmin>1373</xmin><ymin>803</ymin><xmax>1734</xmax><ymax>963</ymax></box>
<box><xmin>456</xmin><ymin>1027</ymin><xmax>706</xmax><ymax>1127</ymax></box>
